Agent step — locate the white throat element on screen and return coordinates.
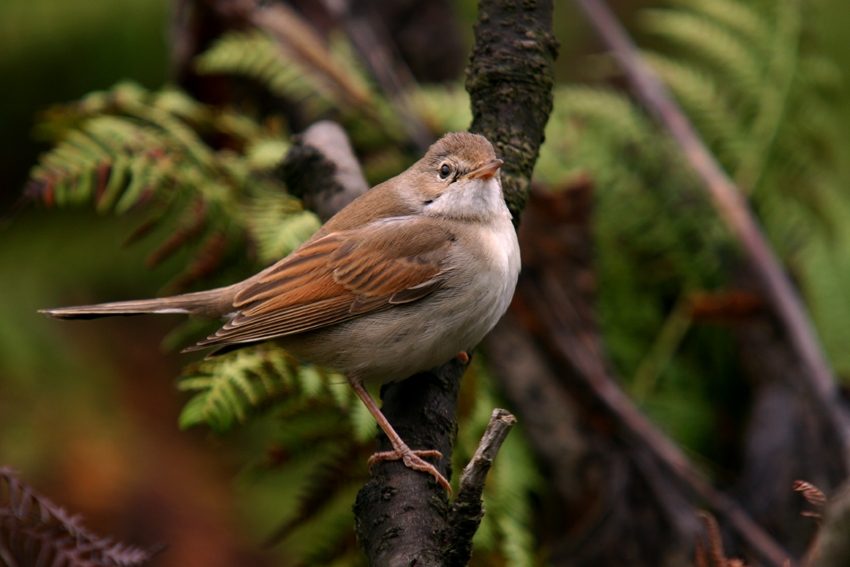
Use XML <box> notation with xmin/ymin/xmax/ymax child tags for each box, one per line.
<box><xmin>425</xmin><ymin>177</ymin><xmax>511</xmax><ymax>222</ymax></box>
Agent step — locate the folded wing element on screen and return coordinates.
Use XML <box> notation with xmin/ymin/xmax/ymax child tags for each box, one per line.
<box><xmin>188</xmin><ymin>216</ymin><xmax>455</xmax><ymax>350</ymax></box>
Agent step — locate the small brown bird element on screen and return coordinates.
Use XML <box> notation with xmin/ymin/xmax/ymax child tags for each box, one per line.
<box><xmin>42</xmin><ymin>132</ymin><xmax>521</xmax><ymax>491</ymax></box>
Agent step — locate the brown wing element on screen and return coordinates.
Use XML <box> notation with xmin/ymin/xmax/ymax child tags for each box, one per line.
<box><xmin>190</xmin><ymin>216</ymin><xmax>455</xmax><ymax>350</ymax></box>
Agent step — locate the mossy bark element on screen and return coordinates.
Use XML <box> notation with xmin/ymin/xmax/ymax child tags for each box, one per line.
<box><xmin>352</xmin><ymin>0</ymin><xmax>557</xmax><ymax>565</ymax></box>
<box><xmin>466</xmin><ymin>0</ymin><xmax>559</xmax><ymax>224</ymax></box>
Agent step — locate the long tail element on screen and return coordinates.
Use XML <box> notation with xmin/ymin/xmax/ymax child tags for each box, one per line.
<box><xmin>40</xmin><ymin>287</ymin><xmax>235</xmax><ymax>320</ymax></box>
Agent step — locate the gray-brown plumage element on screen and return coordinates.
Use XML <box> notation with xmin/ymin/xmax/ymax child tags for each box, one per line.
<box><xmin>42</xmin><ymin>132</ymin><xmax>521</xmax><ymax>491</ymax></box>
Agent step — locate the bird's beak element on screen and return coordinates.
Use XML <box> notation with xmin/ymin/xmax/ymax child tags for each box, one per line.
<box><xmin>466</xmin><ymin>158</ymin><xmax>503</xmax><ymax>180</ymax></box>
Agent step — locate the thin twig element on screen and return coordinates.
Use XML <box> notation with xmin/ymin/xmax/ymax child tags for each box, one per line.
<box><xmin>572</xmin><ymin>0</ymin><xmax>850</xmax><ymax>470</ymax></box>
<box><xmin>458</xmin><ymin>409</ymin><xmax>516</xmax><ymax>494</ymax></box>
<box><xmin>697</xmin><ymin>511</ymin><xmax>728</xmax><ymax>567</ymax></box>
<box><xmin>444</xmin><ymin>409</ymin><xmax>516</xmax><ymax>567</ymax></box>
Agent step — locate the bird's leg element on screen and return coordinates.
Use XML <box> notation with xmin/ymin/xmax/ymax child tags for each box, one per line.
<box><xmin>348</xmin><ymin>377</ymin><xmax>451</xmax><ymax>493</ymax></box>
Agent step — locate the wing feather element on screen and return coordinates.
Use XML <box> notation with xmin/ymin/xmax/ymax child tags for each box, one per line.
<box><xmin>193</xmin><ymin>216</ymin><xmax>455</xmax><ymax>350</ymax></box>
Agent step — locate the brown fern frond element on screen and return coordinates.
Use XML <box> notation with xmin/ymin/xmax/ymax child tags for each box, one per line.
<box><xmin>696</xmin><ymin>511</ymin><xmax>727</xmax><ymax>567</ymax></box>
<box><xmin>0</xmin><ymin>467</ymin><xmax>159</xmax><ymax>567</ymax></box>
<box><xmin>144</xmin><ymin>198</ymin><xmax>207</xmax><ymax>269</ymax></box>
<box><xmin>694</xmin><ymin>538</ymin><xmax>709</xmax><ymax>567</ymax></box>
<box><xmin>793</xmin><ymin>479</ymin><xmax>827</xmax><ymax>507</ymax></box>
<box><xmin>162</xmin><ymin>231</ymin><xmax>231</xmax><ymax>295</ymax></box>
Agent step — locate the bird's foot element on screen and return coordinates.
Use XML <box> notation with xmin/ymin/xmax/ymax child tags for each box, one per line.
<box><xmin>368</xmin><ymin>447</ymin><xmax>451</xmax><ymax>493</ymax></box>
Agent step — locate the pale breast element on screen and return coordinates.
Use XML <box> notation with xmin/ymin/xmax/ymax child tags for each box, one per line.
<box><xmin>280</xmin><ymin>213</ymin><xmax>520</xmax><ymax>383</ymax></box>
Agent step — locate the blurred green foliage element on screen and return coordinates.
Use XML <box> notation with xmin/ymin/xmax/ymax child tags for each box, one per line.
<box><xmin>0</xmin><ymin>0</ymin><xmax>169</xmax><ymax>205</ymax></box>
<box><xmin>5</xmin><ymin>0</ymin><xmax>850</xmax><ymax>565</ymax></box>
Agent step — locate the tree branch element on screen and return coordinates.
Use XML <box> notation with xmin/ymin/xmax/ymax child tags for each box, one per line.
<box><xmin>350</xmin><ymin>0</ymin><xmax>557</xmax><ymax>564</ymax></box>
<box><xmin>444</xmin><ymin>409</ymin><xmax>517</xmax><ymax>567</ymax></box>
<box><xmin>571</xmin><ymin>0</ymin><xmax>850</xmax><ymax>469</ymax></box>
<box><xmin>279</xmin><ymin>120</ymin><xmax>369</xmax><ymax>223</ymax></box>
<box><xmin>353</xmin><ymin>362</ymin><xmax>465</xmax><ymax>567</ymax></box>
<box><xmin>466</xmin><ymin>0</ymin><xmax>560</xmax><ymax>223</ymax></box>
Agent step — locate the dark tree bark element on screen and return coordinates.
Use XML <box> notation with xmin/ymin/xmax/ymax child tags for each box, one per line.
<box><xmin>350</xmin><ymin>0</ymin><xmax>558</xmax><ymax>565</ymax></box>
<box><xmin>466</xmin><ymin>0</ymin><xmax>559</xmax><ymax>223</ymax></box>
<box><xmin>279</xmin><ymin>120</ymin><xmax>370</xmax><ymax>223</ymax></box>
<box><xmin>353</xmin><ymin>363</ymin><xmax>462</xmax><ymax>567</ymax></box>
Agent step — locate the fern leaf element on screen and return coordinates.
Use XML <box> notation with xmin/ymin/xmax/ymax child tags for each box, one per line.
<box><xmin>642</xmin><ymin>51</ymin><xmax>747</xmax><ymax>168</ymax></box>
<box><xmin>196</xmin><ymin>30</ymin><xmax>337</xmax><ymax>118</ymax></box>
<box><xmin>178</xmin><ymin>347</ymin><xmax>294</xmax><ymax>433</ymax></box>
<box><xmin>177</xmin><ymin>346</ymin><xmax>354</xmax><ymax>435</ymax></box>
<box><xmin>242</xmin><ymin>186</ymin><xmax>321</xmax><ymax>265</ymax></box>
<box><xmin>0</xmin><ymin>468</ymin><xmax>156</xmax><ymax>567</ymax></box>
<box><xmin>640</xmin><ymin>8</ymin><xmax>764</xmax><ymax>106</ymax></box>
<box><xmin>732</xmin><ymin>0</ymin><xmax>802</xmax><ymax>194</ymax></box>
<box><xmin>24</xmin><ymin>81</ymin><xmax>318</xmax><ymax>293</ymax></box>
<box><xmin>246</xmin><ymin>137</ymin><xmax>292</xmax><ymax>170</ymax></box>
<box><xmin>665</xmin><ymin>0</ymin><xmax>771</xmax><ymax>53</ymax></box>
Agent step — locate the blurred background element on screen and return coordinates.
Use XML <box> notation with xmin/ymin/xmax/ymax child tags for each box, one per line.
<box><xmin>3</xmin><ymin>0</ymin><xmax>850</xmax><ymax>566</ymax></box>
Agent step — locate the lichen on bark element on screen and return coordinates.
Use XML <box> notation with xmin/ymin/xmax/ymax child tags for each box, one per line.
<box><xmin>466</xmin><ymin>0</ymin><xmax>559</xmax><ymax>223</ymax></box>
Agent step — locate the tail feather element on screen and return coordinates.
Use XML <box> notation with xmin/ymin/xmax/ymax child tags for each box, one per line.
<box><xmin>40</xmin><ymin>287</ymin><xmax>234</xmax><ymax>320</ymax></box>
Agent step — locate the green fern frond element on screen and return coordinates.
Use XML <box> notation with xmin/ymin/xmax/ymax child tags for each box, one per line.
<box><xmin>640</xmin><ymin>7</ymin><xmax>764</xmax><ymax>106</ymax></box>
<box><xmin>732</xmin><ymin>0</ymin><xmax>802</xmax><ymax>194</ymax></box>
<box><xmin>178</xmin><ymin>345</ymin><xmax>355</xmax><ymax>436</ymax></box>
<box><xmin>179</xmin><ymin>347</ymin><xmax>296</xmax><ymax>434</ymax></box>
<box><xmin>25</xmin><ymin>81</ymin><xmax>320</xmax><ymax>292</ymax></box>
<box><xmin>196</xmin><ymin>31</ymin><xmax>336</xmax><ymax>118</ymax></box>
<box><xmin>536</xmin><ymin>85</ymin><xmax>654</xmax><ymax>187</ymax></box>
<box><xmin>642</xmin><ymin>52</ymin><xmax>747</xmax><ymax>168</ymax></box>
<box><xmin>28</xmin><ymin>115</ymin><xmax>175</xmax><ymax>212</ymax></box>
<box><xmin>665</xmin><ymin>0</ymin><xmax>772</xmax><ymax>54</ymax></box>
<box><xmin>641</xmin><ymin>0</ymin><xmax>842</xmax><ymax>210</ymax></box>
<box><xmin>193</xmin><ymin>28</ymin><xmax>444</xmax><ymax>158</ymax></box>
<box><xmin>241</xmin><ymin>182</ymin><xmax>322</xmax><ymax>264</ymax></box>
<box><xmin>177</xmin><ymin>346</ymin><xmax>341</xmax><ymax>434</ymax></box>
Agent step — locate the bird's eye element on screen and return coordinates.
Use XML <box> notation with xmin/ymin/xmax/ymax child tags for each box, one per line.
<box><xmin>439</xmin><ymin>163</ymin><xmax>452</xmax><ymax>179</ymax></box>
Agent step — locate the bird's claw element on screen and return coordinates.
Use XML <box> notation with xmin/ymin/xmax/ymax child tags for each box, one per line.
<box><xmin>368</xmin><ymin>448</ymin><xmax>451</xmax><ymax>494</ymax></box>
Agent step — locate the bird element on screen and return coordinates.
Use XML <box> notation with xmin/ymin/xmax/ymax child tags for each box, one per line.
<box><xmin>41</xmin><ymin>131</ymin><xmax>521</xmax><ymax>492</ymax></box>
